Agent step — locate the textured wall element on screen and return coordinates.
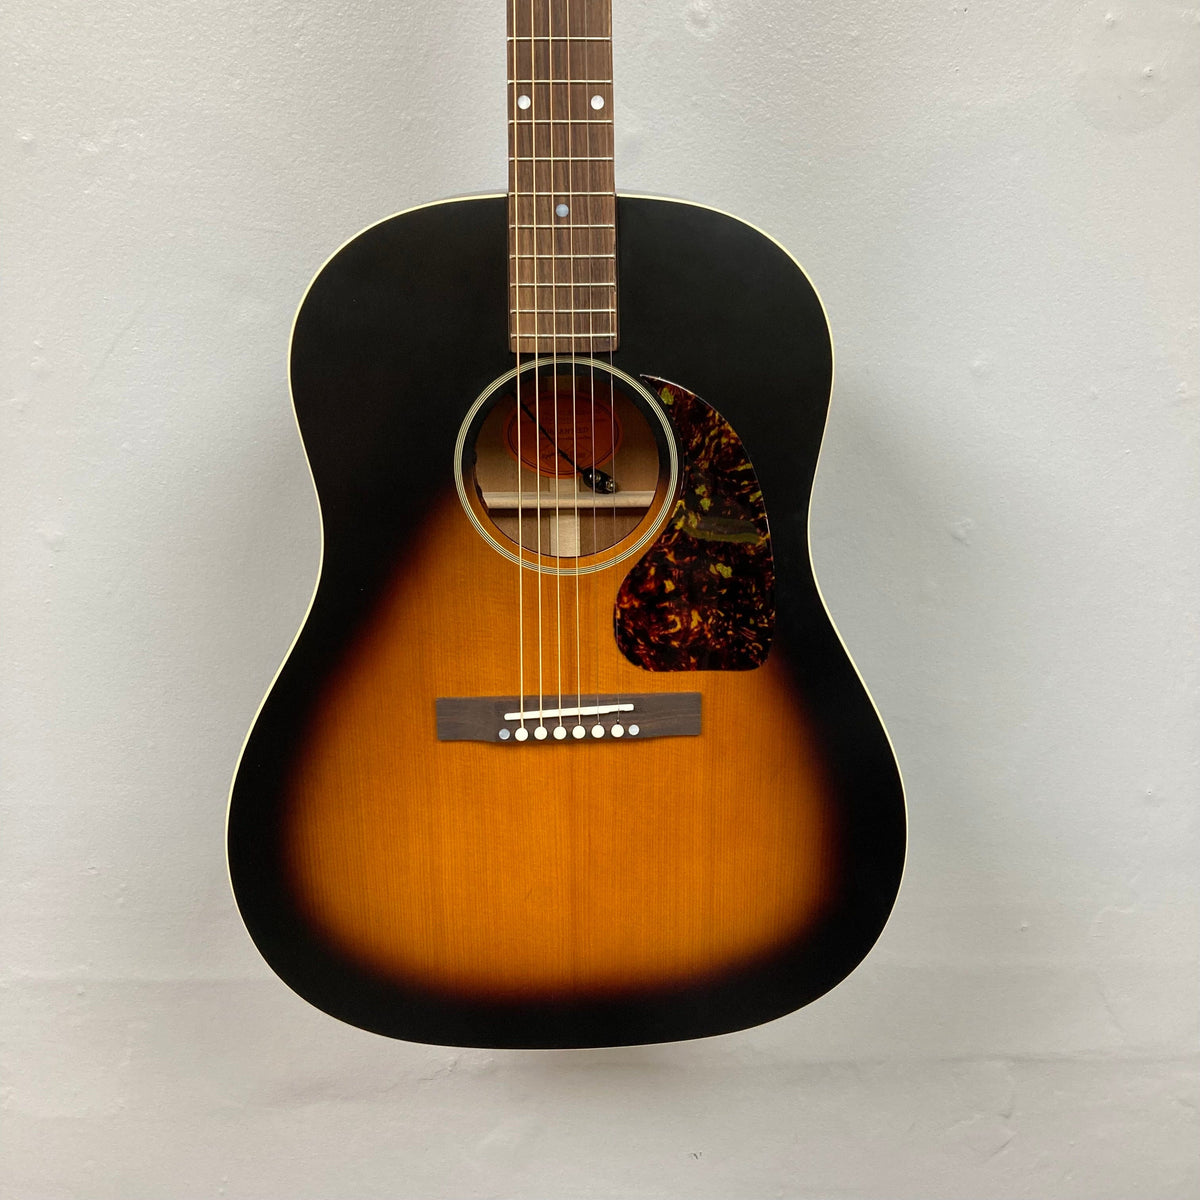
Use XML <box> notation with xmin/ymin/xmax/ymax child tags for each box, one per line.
<box><xmin>2</xmin><ymin>0</ymin><xmax>1197</xmax><ymax>1197</ymax></box>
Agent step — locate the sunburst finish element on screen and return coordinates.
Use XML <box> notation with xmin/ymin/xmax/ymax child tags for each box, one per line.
<box><xmin>227</xmin><ymin>194</ymin><xmax>906</xmax><ymax>1048</ymax></box>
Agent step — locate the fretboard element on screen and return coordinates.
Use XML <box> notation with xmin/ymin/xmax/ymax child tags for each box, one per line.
<box><xmin>508</xmin><ymin>0</ymin><xmax>616</xmax><ymax>354</ymax></box>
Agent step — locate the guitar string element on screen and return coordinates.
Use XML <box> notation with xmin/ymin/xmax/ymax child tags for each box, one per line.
<box><xmin>530</xmin><ymin>0</ymin><xmax>545</xmax><ymax>734</ymax></box>
<box><xmin>586</xmin><ymin>0</ymin><xmax>601</xmax><ymax>716</ymax></box>
<box><xmin>601</xmin><ymin>0</ymin><xmax>622</xmax><ymax>727</ymax></box>
<box><xmin>565</xmin><ymin>0</ymin><xmax>584</xmax><ymax>729</ymax></box>
<box><xmin>549</xmin><ymin>0</ymin><xmax>564</xmax><ymax>734</ymax></box>
<box><xmin>511</xmin><ymin>0</ymin><xmax>526</xmax><ymax>736</ymax></box>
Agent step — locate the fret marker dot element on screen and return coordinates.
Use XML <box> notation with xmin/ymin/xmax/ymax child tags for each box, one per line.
<box><xmin>591</xmin><ymin>95</ymin><xmax>605</xmax><ymax>109</ymax></box>
<box><xmin>517</xmin><ymin>94</ymin><xmax>531</xmax><ymax>110</ymax></box>
<box><xmin>555</xmin><ymin>203</ymin><xmax>569</xmax><ymax>218</ymax></box>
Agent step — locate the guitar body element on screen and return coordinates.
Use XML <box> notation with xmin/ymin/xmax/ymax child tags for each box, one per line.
<box><xmin>228</xmin><ymin>195</ymin><xmax>905</xmax><ymax>1047</ymax></box>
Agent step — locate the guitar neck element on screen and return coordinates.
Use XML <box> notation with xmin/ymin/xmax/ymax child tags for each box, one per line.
<box><xmin>507</xmin><ymin>0</ymin><xmax>617</xmax><ymax>354</ymax></box>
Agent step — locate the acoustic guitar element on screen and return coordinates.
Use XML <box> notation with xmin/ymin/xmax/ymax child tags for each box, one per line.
<box><xmin>228</xmin><ymin>0</ymin><xmax>905</xmax><ymax>1048</ymax></box>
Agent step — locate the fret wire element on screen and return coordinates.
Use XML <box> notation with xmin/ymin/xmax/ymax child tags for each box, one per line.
<box><xmin>511</xmin><ymin>283</ymin><xmax>616</xmax><ymax>290</ymax></box>
<box><xmin>509</xmin><ymin>122</ymin><xmax>613</xmax><ymax>131</ymax></box>
<box><xmin>511</xmin><ymin>156</ymin><xmax>612</xmax><ymax>162</ymax></box>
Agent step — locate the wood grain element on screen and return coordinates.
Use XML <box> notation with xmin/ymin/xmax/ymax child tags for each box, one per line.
<box><xmin>283</xmin><ymin>493</ymin><xmax>838</xmax><ymax>1000</ymax></box>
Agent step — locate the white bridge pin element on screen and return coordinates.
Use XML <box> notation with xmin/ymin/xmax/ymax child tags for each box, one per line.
<box><xmin>572</xmin><ymin>725</ymin><xmax>586</xmax><ymax>739</ymax></box>
<box><xmin>611</xmin><ymin>724</ymin><xmax>625</xmax><ymax>738</ymax></box>
<box><xmin>534</xmin><ymin>725</ymin><xmax>548</xmax><ymax>741</ymax></box>
<box><xmin>553</xmin><ymin>725</ymin><xmax>567</xmax><ymax>740</ymax></box>
<box><xmin>514</xmin><ymin>727</ymin><xmax>529</xmax><ymax>742</ymax></box>
<box><xmin>591</xmin><ymin>724</ymin><xmax>605</xmax><ymax>738</ymax></box>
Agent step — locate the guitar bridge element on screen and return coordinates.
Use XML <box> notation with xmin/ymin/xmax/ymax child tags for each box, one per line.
<box><xmin>435</xmin><ymin>692</ymin><xmax>701</xmax><ymax>744</ymax></box>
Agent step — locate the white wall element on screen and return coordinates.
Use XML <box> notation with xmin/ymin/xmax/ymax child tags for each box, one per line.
<box><xmin>2</xmin><ymin>0</ymin><xmax>1196</xmax><ymax>1196</ymax></box>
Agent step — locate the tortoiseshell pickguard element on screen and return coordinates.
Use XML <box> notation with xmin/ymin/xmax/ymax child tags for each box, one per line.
<box><xmin>615</xmin><ymin>377</ymin><xmax>774</xmax><ymax>671</ymax></box>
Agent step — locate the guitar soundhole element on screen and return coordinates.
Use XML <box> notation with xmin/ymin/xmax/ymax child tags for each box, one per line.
<box><xmin>455</xmin><ymin>359</ymin><xmax>678</xmax><ymax>571</ymax></box>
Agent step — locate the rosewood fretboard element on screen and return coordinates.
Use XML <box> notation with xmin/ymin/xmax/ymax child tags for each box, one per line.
<box><xmin>508</xmin><ymin>0</ymin><xmax>616</xmax><ymax>353</ymax></box>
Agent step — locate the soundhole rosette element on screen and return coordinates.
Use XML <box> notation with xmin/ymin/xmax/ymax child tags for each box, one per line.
<box><xmin>454</xmin><ymin>358</ymin><xmax>679</xmax><ymax>577</ymax></box>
